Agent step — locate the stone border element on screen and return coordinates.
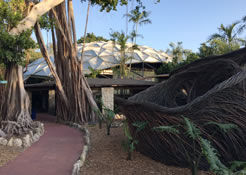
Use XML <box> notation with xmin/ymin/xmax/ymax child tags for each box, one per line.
<box><xmin>59</xmin><ymin>121</ymin><xmax>90</xmax><ymax>175</ymax></box>
<box><xmin>0</xmin><ymin>122</ymin><xmax>44</xmax><ymax>149</ymax></box>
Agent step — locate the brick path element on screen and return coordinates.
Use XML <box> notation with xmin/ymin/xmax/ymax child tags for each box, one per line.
<box><xmin>0</xmin><ymin>114</ymin><xmax>84</xmax><ymax>175</ymax></box>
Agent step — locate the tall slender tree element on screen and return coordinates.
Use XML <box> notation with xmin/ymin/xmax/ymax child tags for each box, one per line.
<box><xmin>208</xmin><ymin>22</ymin><xmax>244</xmax><ymax>50</ymax></box>
<box><xmin>125</xmin><ymin>6</ymin><xmax>151</xmax><ymax>44</ymax></box>
<box><xmin>166</xmin><ymin>42</ymin><xmax>191</xmax><ymax>64</ymax></box>
<box><xmin>110</xmin><ymin>31</ymin><xmax>129</xmax><ymax>79</ymax></box>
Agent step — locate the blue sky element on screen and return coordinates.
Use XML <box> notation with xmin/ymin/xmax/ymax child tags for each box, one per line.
<box><xmin>45</xmin><ymin>0</ymin><xmax>246</xmax><ymax>52</ymax></box>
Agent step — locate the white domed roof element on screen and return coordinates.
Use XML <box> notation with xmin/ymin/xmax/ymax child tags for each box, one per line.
<box><xmin>24</xmin><ymin>41</ymin><xmax>171</xmax><ymax>80</ymax></box>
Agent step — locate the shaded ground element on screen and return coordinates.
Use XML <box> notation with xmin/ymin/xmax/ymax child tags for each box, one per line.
<box><xmin>81</xmin><ymin>123</ymin><xmax>212</xmax><ymax>175</ymax></box>
<box><xmin>0</xmin><ymin>145</ymin><xmax>23</xmax><ymax>167</ymax></box>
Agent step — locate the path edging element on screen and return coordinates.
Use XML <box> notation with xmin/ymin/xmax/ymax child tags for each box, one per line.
<box><xmin>0</xmin><ymin>121</ymin><xmax>44</xmax><ymax>149</ymax></box>
<box><xmin>59</xmin><ymin>121</ymin><xmax>90</xmax><ymax>175</ymax></box>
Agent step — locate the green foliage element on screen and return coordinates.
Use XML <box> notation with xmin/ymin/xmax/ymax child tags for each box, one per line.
<box><xmin>93</xmin><ymin>98</ymin><xmax>116</xmax><ymax>135</ymax></box>
<box><xmin>198</xmin><ymin>39</ymin><xmax>241</xmax><ymax>58</ymax></box>
<box><xmin>81</xmin><ymin>0</ymin><xmax>128</xmax><ymax>12</ymax></box>
<box><xmin>155</xmin><ymin>52</ymin><xmax>199</xmax><ymax>75</ymax></box>
<box><xmin>184</xmin><ymin>117</ymin><xmax>200</xmax><ymax>140</ymax></box>
<box><xmin>166</xmin><ymin>42</ymin><xmax>193</xmax><ymax>64</ymax></box>
<box><xmin>26</xmin><ymin>49</ymin><xmax>43</xmax><ymax>63</ymax></box>
<box><xmin>0</xmin><ymin>0</ymin><xmax>35</xmax><ymax>65</ymax></box>
<box><xmin>198</xmin><ymin>22</ymin><xmax>245</xmax><ymax>58</ymax></box>
<box><xmin>153</xmin><ymin>125</ymin><xmax>179</xmax><ymax>134</ymax></box>
<box><xmin>0</xmin><ymin>29</ymin><xmax>35</xmax><ymax>65</ymax></box>
<box><xmin>103</xmin><ymin>107</ymin><xmax>115</xmax><ymax>135</ymax></box>
<box><xmin>38</xmin><ymin>13</ymin><xmax>55</xmax><ymax>31</ymax></box>
<box><xmin>154</xmin><ymin>118</ymin><xmax>246</xmax><ymax>175</ymax></box>
<box><xmin>77</xmin><ymin>32</ymin><xmax>108</xmax><ymax>44</ymax></box>
<box><xmin>208</xmin><ymin>22</ymin><xmax>245</xmax><ymax>50</ymax></box>
<box><xmin>110</xmin><ymin>30</ymin><xmax>130</xmax><ymax>78</ymax></box>
<box><xmin>132</xmin><ymin>121</ymin><xmax>148</xmax><ymax>133</ymax></box>
<box><xmin>123</xmin><ymin>121</ymin><xmax>148</xmax><ymax>160</ymax></box>
<box><xmin>87</xmin><ymin>67</ymin><xmax>102</xmax><ymax>78</ymax></box>
<box><xmin>200</xmin><ymin>138</ymin><xmax>228</xmax><ymax>175</ymax></box>
<box><xmin>125</xmin><ymin>5</ymin><xmax>151</xmax><ymax>28</ymax></box>
<box><xmin>125</xmin><ymin>5</ymin><xmax>151</xmax><ymax>45</ymax></box>
<box><xmin>205</xmin><ymin>122</ymin><xmax>238</xmax><ymax>133</ymax></box>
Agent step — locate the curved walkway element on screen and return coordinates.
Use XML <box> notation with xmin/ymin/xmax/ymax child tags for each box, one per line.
<box><xmin>0</xmin><ymin>114</ymin><xmax>84</xmax><ymax>175</ymax></box>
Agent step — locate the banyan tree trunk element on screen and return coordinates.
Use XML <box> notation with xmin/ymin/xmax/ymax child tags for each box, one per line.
<box><xmin>0</xmin><ymin>0</ymin><xmax>66</xmax><ymax>135</ymax></box>
<box><xmin>0</xmin><ymin>64</ymin><xmax>33</xmax><ymax>135</ymax></box>
<box><xmin>34</xmin><ymin>0</ymin><xmax>98</xmax><ymax>124</ymax></box>
<box><xmin>53</xmin><ymin>1</ymin><xmax>97</xmax><ymax>123</ymax></box>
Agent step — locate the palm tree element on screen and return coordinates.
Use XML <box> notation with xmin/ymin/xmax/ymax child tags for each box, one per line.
<box><xmin>167</xmin><ymin>42</ymin><xmax>191</xmax><ymax>64</ymax></box>
<box><xmin>208</xmin><ymin>22</ymin><xmax>241</xmax><ymax>50</ymax></box>
<box><xmin>237</xmin><ymin>16</ymin><xmax>246</xmax><ymax>45</ymax></box>
<box><xmin>110</xmin><ymin>31</ymin><xmax>129</xmax><ymax>79</ymax></box>
<box><xmin>124</xmin><ymin>6</ymin><xmax>151</xmax><ymax>44</ymax></box>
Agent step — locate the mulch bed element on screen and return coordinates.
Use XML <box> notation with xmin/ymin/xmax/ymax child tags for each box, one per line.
<box><xmin>80</xmin><ymin>122</ymin><xmax>212</xmax><ymax>175</ymax></box>
<box><xmin>0</xmin><ymin>145</ymin><xmax>23</xmax><ymax>167</ymax></box>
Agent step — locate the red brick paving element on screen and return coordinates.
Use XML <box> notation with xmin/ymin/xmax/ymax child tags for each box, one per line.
<box><xmin>0</xmin><ymin>114</ymin><xmax>84</xmax><ymax>175</ymax></box>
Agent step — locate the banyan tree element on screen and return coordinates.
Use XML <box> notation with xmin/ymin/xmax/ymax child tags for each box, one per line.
<box><xmin>115</xmin><ymin>47</ymin><xmax>246</xmax><ymax>169</ymax></box>
<box><xmin>0</xmin><ymin>0</ymin><xmax>143</xmax><ymax>135</ymax></box>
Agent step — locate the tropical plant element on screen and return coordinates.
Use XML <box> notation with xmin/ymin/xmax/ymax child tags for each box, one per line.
<box><xmin>166</xmin><ymin>42</ymin><xmax>192</xmax><ymax>64</ymax></box>
<box><xmin>155</xmin><ymin>52</ymin><xmax>199</xmax><ymax>75</ymax></box>
<box><xmin>208</xmin><ymin>22</ymin><xmax>245</xmax><ymax>51</ymax></box>
<box><xmin>93</xmin><ymin>98</ymin><xmax>116</xmax><ymax>135</ymax></box>
<box><xmin>87</xmin><ymin>67</ymin><xmax>102</xmax><ymax>78</ymax></box>
<box><xmin>124</xmin><ymin>5</ymin><xmax>151</xmax><ymax>44</ymax></box>
<box><xmin>237</xmin><ymin>16</ymin><xmax>246</xmax><ymax>39</ymax></box>
<box><xmin>103</xmin><ymin>107</ymin><xmax>115</xmax><ymax>136</ymax></box>
<box><xmin>77</xmin><ymin>32</ymin><xmax>108</xmax><ymax>44</ymax></box>
<box><xmin>123</xmin><ymin>121</ymin><xmax>148</xmax><ymax>160</ymax></box>
<box><xmin>198</xmin><ymin>39</ymin><xmax>241</xmax><ymax>58</ymax></box>
<box><xmin>110</xmin><ymin>31</ymin><xmax>130</xmax><ymax>78</ymax></box>
<box><xmin>153</xmin><ymin>118</ymin><xmax>245</xmax><ymax>175</ymax></box>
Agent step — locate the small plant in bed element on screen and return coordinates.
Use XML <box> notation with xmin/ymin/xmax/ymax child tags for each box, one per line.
<box><xmin>153</xmin><ymin>117</ymin><xmax>246</xmax><ymax>175</ymax></box>
<box><xmin>93</xmin><ymin>104</ymin><xmax>115</xmax><ymax>135</ymax></box>
<box><xmin>123</xmin><ymin>121</ymin><xmax>147</xmax><ymax>160</ymax></box>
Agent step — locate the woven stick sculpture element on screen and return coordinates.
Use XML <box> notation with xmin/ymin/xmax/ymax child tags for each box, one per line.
<box><xmin>115</xmin><ymin>47</ymin><xmax>246</xmax><ymax>169</ymax></box>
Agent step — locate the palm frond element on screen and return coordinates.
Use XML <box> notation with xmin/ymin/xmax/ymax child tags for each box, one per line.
<box><xmin>208</xmin><ymin>33</ymin><xmax>223</xmax><ymax>41</ymax></box>
<box><xmin>132</xmin><ymin>121</ymin><xmax>148</xmax><ymax>133</ymax></box>
<box><xmin>152</xmin><ymin>125</ymin><xmax>179</xmax><ymax>134</ymax></box>
<box><xmin>139</xmin><ymin>19</ymin><xmax>152</xmax><ymax>25</ymax></box>
<box><xmin>205</xmin><ymin>121</ymin><xmax>238</xmax><ymax>133</ymax></box>
<box><xmin>200</xmin><ymin>138</ymin><xmax>228</xmax><ymax>174</ymax></box>
<box><xmin>237</xmin><ymin>24</ymin><xmax>246</xmax><ymax>35</ymax></box>
<box><xmin>230</xmin><ymin>161</ymin><xmax>246</xmax><ymax>172</ymax></box>
<box><xmin>184</xmin><ymin>117</ymin><xmax>200</xmax><ymax>139</ymax></box>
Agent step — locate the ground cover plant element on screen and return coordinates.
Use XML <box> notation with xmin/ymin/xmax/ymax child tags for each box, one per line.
<box><xmin>153</xmin><ymin>117</ymin><xmax>246</xmax><ymax>175</ymax></box>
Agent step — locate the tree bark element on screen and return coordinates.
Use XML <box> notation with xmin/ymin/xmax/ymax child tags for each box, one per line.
<box><xmin>9</xmin><ymin>0</ymin><xmax>65</xmax><ymax>35</ymax></box>
<box><xmin>1</xmin><ymin>64</ymin><xmax>34</xmax><ymax>135</ymax></box>
<box><xmin>40</xmin><ymin>1</ymin><xmax>98</xmax><ymax>124</ymax></box>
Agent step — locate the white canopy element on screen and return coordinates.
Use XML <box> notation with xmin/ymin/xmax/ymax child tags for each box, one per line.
<box><xmin>24</xmin><ymin>41</ymin><xmax>172</xmax><ymax>80</ymax></box>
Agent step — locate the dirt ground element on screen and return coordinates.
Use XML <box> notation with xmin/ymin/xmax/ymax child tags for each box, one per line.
<box><xmin>81</xmin><ymin>122</ymin><xmax>212</xmax><ymax>175</ymax></box>
<box><xmin>0</xmin><ymin>145</ymin><xmax>23</xmax><ymax>167</ymax></box>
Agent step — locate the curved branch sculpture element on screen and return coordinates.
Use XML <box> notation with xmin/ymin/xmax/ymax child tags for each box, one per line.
<box><xmin>115</xmin><ymin>47</ymin><xmax>246</xmax><ymax>169</ymax></box>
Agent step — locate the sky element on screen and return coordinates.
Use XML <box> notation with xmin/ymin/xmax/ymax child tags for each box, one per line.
<box><xmin>45</xmin><ymin>0</ymin><xmax>246</xmax><ymax>52</ymax></box>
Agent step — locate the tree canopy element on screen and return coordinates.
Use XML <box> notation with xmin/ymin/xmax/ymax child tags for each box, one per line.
<box><xmin>0</xmin><ymin>0</ymin><xmax>35</xmax><ymax>65</ymax></box>
<box><xmin>77</xmin><ymin>32</ymin><xmax>108</xmax><ymax>44</ymax></box>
